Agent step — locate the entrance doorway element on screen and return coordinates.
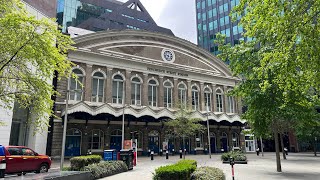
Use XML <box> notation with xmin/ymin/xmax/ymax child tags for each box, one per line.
<box><xmin>180</xmin><ymin>137</ymin><xmax>190</xmax><ymax>153</ymax></box>
<box><xmin>210</xmin><ymin>132</ymin><xmax>216</xmax><ymax>153</ymax></box>
<box><xmin>65</xmin><ymin>129</ymin><xmax>82</xmax><ymax>156</ymax></box>
<box><xmin>148</xmin><ymin>130</ymin><xmax>160</xmax><ymax>153</ymax></box>
<box><xmin>110</xmin><ymin>129</ymin><xmax>122</xmax><ymax>151</ymax></box>
<box><xmin>245</xmin><ymin>140</ymin><xmax>255</xmax><ymax>152</ymax></box>
<box><xmin>220</xmin><ymin>132</ymin><xmax>228</xmax><ymax>152</ymax></box>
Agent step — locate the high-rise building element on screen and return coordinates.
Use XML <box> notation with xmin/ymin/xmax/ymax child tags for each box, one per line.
<box><xmin>56</xmin><ymin>0</ymin><xmax>173</xmax><ymax>35</ymax></box>
<box><xmin>196</xmin><ymin>0</ymin><xmax>247</xmax><ymax>55</ymax></box>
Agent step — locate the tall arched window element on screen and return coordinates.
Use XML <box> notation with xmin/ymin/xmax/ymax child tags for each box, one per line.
<box><xmin>178</xmin><ymin>83</ymin><xmax>187</xmax><ymax>107</ymax></box>
<box><xmin>88</xmin><ymin>129</ymin><xmax>104</xmax><ymax>150</ymax></box>
<box><xmin>216</xmin><ymin>89</ymin><xmax>223</xmax><ymax>112</ymax></box>
<box><xmin>92</xmin><ymin>72</ymin><xmax>105</xmax><ymax>102</ymax></box>
<box><xmin>69</xmin><ymin>68</ymin><xmax>84</xmax><ymax>101</ymax></box>
<box><xmin>164</xmin><ymin>81</ymin><xmax>173</xmax><ymax>108</ymax></box>
<box><xmin>148</xmin><ymin>80</ymin><xmax>157</xmax><ymax>107</ymax></box>
<box><xmin>228</xmin><ymin>95</ymin><xmax>235</xmax><ymax>113</ymax></box>
<box><xmin>232</xmin><ymin>132</ymin><xmax>239</xmax><ymax>147</ymax></box>
<box><xmin>112</xmin><ymin>74</ymin><xmax>124</xmax><ymax>104</ymax></box>
<box><xmin>192</xmin><ymin>86</ymin><xmax>199</xmax><ymax>110</ymax></box>
<box><xmin>131</xmin><ymin>77</ymin><xmax>141</xmax><ymax>105</ymax></box>
<box><xmin>204</xmin><ymin>87</ymin><xmax>212</xmax><ymax>111</ymax></box>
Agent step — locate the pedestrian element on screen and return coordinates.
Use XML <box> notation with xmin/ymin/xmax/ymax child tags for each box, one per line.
<box><xmin>256</xmin><ymin>147</ymin><xmax>260</xmax><ymax>156</ymax></box>
<box><xmin>284</xmin><ymin>147</ymin><xmax>288</xmax><ymax>155</ymax></box>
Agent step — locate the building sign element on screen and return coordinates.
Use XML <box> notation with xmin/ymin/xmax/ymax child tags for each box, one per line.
<box><xmin>147</xmin><ymin>67</ymin><xmax>188</xmax><ymax>77</ymax></box>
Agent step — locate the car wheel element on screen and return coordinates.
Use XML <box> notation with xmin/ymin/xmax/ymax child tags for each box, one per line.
<box><xmin>17</xmin><ymin>173</ymin><xmax>22</xmax><ymax>176</ymax></box>
<box><xmin>22</xmin><ymin>172</ymin><xmax>26</xmax><ymax>175</ymax></box>
<box><xmin>36</xmin><ymin>163</ymin><xmax>48</xmax><ymax>173</ymax></box>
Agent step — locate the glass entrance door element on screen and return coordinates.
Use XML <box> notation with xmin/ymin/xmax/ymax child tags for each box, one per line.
<box><xmin>245</xmin><ymin>140</ymin><xmax>255</xmax><ymax>152</ymax></box>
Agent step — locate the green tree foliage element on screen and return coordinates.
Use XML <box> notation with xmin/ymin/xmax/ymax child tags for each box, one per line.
<box><xmin>165</xmin><ymin>104</ymin><xmax>204</xmax><ymax>159</ymax></box>
<box><xmin>216</xmin><ymin>0</ymin><xmax>320</xmax><ymax>172</ymax></box>
<box><xmin>296</xmin><ymin>117</ymin><xmax>320</xmax><ymax>156</ymax></box>
<box><xmin>0</xmin><ymin>0</ymin><xmax>74</xmax><ymax>130</ymax></box>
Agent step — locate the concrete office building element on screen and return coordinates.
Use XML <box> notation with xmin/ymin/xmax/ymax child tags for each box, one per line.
<box><xmin>56</xmin><ymin>0</ymin><xmax>173</xmax><ymax>35</ymax></box>
<box><xmin>195</xmin><ymin>0</ymin><xmax>247</xmax><ymax>55</ymax></box>
<box><xmin>0</xmin><ymin>0</ymin><xmax>57</xmax><ymax>155</ymax></box>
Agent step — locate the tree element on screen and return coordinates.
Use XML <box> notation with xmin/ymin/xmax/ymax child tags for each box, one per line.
<box><xmin>165</xmin><ymin>104</ymin><xmax>204</xmax><ymax>159</ymax></box>
<box><xmin>296</xmin><ymin>117</ymin><xmax>320</xmax><ymax>156</ymax></box>
<box><xmin>216</xmin><ymin>0</ymin><xmax>320</xmax><ymax>172</ymax></box>
<box><xmin>0</xmin><ymin>0</ymin><xmax>74</xmax><ymax>131</ymax></box>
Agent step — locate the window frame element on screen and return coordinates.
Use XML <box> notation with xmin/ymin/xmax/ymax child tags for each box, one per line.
<box><xmin>112</xmin><ymin>74</ymin><xmax>124</xmax><ymax>104</ymax></box>
<box><xmin>148</xmin><ymin>79</ymin><xmax>158</xmax><ymax>107</ymax></box>
<box><xmin>192</xmin><ymin>85</ymin><xmax>200</xmax><ymax>111</ymax></box>
<box><xmin>131</xmin><ymin>77</ymin><xmax>142</xmax><ymax>106</ymax></box>
<box><xmin>163</xmin><ymin>81</ymin><xmax>173</xmax><ymax>108</ymax></box>
<box><xmin>92</xmin><ymin>71</ymin><xmax>105</xmax><ymax>103</ymax></box>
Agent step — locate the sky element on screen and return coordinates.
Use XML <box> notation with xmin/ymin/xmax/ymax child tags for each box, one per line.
<box><xmin>118</xmin><ymin>0</ymin><xmax>197</xmax><ymax>44</ymax></box>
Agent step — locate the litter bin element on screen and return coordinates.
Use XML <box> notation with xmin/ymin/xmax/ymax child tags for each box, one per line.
<box><xmin>120</xmin><ymin>150</ymin><xmax>133</xmax><ymax>170</ymax></box>
<box><xmin>104</xmin><ymin>149</ymin><xmax>117</xmax><ymax>161</ymax></box>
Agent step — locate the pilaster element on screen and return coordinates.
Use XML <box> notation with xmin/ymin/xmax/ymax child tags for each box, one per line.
<box><xmin>212</xmin><ymin>84</ymin><xmax>217</xmax><ymax>112</ymax></box>
<box><xmin>125</xmin><ymin>70</ymin><xmax>132</xmax><ymax>105</ymax></box>
<box><xmin>200</xmin><ymin>82</ymin><xmax>205</xmax><ymax>111</ymax></box>
<box><xmin>142</xmin><ymin>73</ymin><xmax>148</xmax><ymax>106</ymax></box>
<box><xmin>106</xmin><ymin>67</ymin><xmax>113</xmax><ymax>103</ymax></box>
<box><xmin>187</xmin><ymin>80</ymin><xmax>192</xmax><ymax>109</ymax></box>
<box><xmin>84</xmin><ymin>64</ymin><xmax>93</xmax><ymax>101</ymax></box>
<box><xmin>173</xmin><ymin>78</ymin><xmax>178</xmax><ymax>108</ymax></box>
<box><xmin>158</xmin><ymin>76</ymin><xmax>164</xmax><ymax>107</ymax></box>
<box><xmin>223</xmin><ymin>86</ymin><xmax>228</xmax><ymax>113</ymax></box>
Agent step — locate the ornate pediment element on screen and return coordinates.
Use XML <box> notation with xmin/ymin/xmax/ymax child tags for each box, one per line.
<box><xmin>72</xmin><ymin>30</ymin><xmax>236</xmax><ymax>79</ymax></box>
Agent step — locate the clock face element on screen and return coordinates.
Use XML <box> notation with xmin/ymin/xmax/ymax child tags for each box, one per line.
<box><xmin>161</xmin><ymin>49</ymin><xmax>175</xmax><ymax>62</ymax></box>
<box><xmin>163</xmin><ymin>51</ymin><xmax>173</xmax><ymax>61</ymax></box>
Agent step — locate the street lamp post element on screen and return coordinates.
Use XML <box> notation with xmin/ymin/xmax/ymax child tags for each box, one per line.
<box><xmin>121</xmin><ymin>86</ymin><xmax>126</xmax><ymax>150</ymax></box>
<box><xmin>60</xmin><ymin>90</ymin><xmax>69</xmax><ymax>171</ymax></box>
<box><xmin>58</xmin><ymin>89</ymin><xmax>82</xmax><ymax>170</ymax></box>
<box><xmin>206</xmin><ymin>107</ymin><xmax>212</xmax><ymax>159</ymax></box>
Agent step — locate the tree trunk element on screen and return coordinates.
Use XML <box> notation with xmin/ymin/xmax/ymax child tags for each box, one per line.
<box><xmin>314</xmin><ymin>138</ymin><xmax>317</xmax><ymax>157</ymax></box>
<box><xmin>274</xmin><ymin>131</ymin><xmax>282</xmax><ymax>172</ymax></box>
<box><xmin>280</xmin><ymin>134</ymin><xmax>286</xmax><ymax>160</ymax></box>
<box><xmin>183</xmin><ymin>136</ymin><xmax>186</xmax><ymax>159</ymax></box>
<box><xmin>260</xmin><ymin>136</ymin><xmax>264</xmax><ymax>157</ymax></box>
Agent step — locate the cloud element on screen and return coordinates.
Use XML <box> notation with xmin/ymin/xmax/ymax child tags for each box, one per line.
<box><xmin>118</xmin><ymin>0</ymin><xmax>197</xmax><ymax>44</ymax></box>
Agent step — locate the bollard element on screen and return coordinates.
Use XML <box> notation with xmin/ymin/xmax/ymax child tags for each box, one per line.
<box><xmin>166</xmin><ymin>150</ymin><xmax>169</xmax><ymax>159</ymax></box>
<box><xmin>151</xmin><ymin>151</ymin><xmax>154</xmax><ymax>160</ymax></box>
<box><xmin>179</xmin><ymin>149</ymin><xmax>182</xmax><ymax>159</ymax></box>
<box><xmin>194</xmin><ymin>149</ymin><xmax>197</xmax><ymax>155</ymax></box>
<box><xmin>160</xmin><ymin>149</ymin><xmax>163</xmax><ymax>156</ymax></box>
<box><xmin>172</xmin><ymin>149</ymin><xmax>175</xmax><ymax>156</ymax></box>
<box><xmin>230</xmin><ymin>157</ymin><xmax>235</xmax><ymax>180</ymax></box>
<box><xmin>148</xmin><ymin>149</ymin><xmax>151</xmax><ymax>157</ymax></box>
<box><xmin>184</xmin><ymin>149</ymin><xmax>187</xmax><ymax>156</ymax></box>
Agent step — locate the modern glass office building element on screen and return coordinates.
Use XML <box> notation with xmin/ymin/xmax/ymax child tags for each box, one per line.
<box><xmin>56</xmin><ymin>0</ymin><xmax>173</xmax><ymax>35</ymax></box>
<box><xmin>196</xmin><ymin>0</ymin><xmax>247</xmax><ymax>55</ymax></box>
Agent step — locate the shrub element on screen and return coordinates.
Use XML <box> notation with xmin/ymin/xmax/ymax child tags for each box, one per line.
<box><xmin>62</xmin><ymin>166</ymin><xmax>72</xmax><ymax>171</ymax></box>
<box><xmin>70</xmin><ymin>155</ymin><xmax>102</xmax><ymax>171</ymax></box>
<box><xmin>82</xmin><ymin>161</ymin><xmax>128</xmax><ymax>180</ymax></box>
<box><xmin>191</xmin><ymin>167</ymin><xmax>225</xmax><ymax>180</ymax></box>
<box><xmin>221</xmin><ymin>151</ymin><xmax>247</xmax><ymax>161</ymax></box>
<box><xmin>153</xmin><ymin>159</ymin><xmax>197</xmax><ymax>180</ymax></box>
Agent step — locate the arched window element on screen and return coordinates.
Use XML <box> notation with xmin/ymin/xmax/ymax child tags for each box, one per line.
<box><xmin>178</xmin><ymin>83</ymin><xmax>187</xmax><ymax>107</ymax></box>
<box><xmin>228</xmin><ymin>95</ymin><xmax>235</xmax><ymax>113</ymax></box>
<box><xmin>148</xmin><ymin>80</ymin><xmax>157</xmax><ymax>107</ymax></box>
<box><xmin>92</xmin><ymin>72</ymin><xmax>105</xmax><ymax>102</ymax></box>
<box><xmin>195</xmin><ymin>133</ymin><xmax>203</xmax><ymax>148</ymax></box>
<box><xmin>232</xmin><ymin>132</ymin><xmax>239</xmax><ymax>147</ymax></box>
<box><xmin>88</xmin><ymin>129</ymin><xmax>104</xmax><ymax>150</ymax></box>
<box><xmin>112</xmin><ymin>74</ymin><xmax>124</xmax><ymax>104</ymax></box>
<box><xmin>164</xmin><ymin>81</ymin><xmax>173</xmax><ymax>108</ymax></box>
<box><xmin>131</xmin><ymin>77</ymin><xmax>141</xmax><ymax>105</ymax></box>
<box><xmin>204</xmin><ymin>87</ymin><xmax>212</xmax><ymax>111</ymax></box>
<box><xmin>192</xmin><ymin>86</ymin><xmax>199</xmax><ymax>110</ymax></box>
<box><xmin>216</xmin><ymin>89</ymin><xmax>223</xmax><ymax>112</ymax></box>
<box><xmin>69</xmin><ymin>69</ymin><xmax>84</xmax><ymax>101</ymax></box>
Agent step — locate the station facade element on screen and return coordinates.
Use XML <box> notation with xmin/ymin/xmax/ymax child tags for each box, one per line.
<box><xmin>51</xmin><ymin>30</ymin><xmax>246</xmax><ymax>157</ymax></box>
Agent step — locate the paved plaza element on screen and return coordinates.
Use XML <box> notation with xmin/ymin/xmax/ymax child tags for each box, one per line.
<box><xmin>103</xmin><ymin>152</ymin><xmax>320</xmax><ymax>180</ymax></box>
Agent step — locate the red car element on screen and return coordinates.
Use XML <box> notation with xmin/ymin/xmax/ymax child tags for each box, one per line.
<box><xmin>0</xmin><ymin>145</ymin><xmax>51</xmax><ymax>177</ymax></box>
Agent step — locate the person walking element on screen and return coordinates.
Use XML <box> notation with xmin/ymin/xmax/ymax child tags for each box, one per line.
<box><xmin>256</xmin><ymin>147</ymin><xmax>260</xmax><ymax>156</ymax></box>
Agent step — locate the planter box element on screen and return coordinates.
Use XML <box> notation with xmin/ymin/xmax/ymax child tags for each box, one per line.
<box><xmin>222</xmin><ymin>161</ymin><xmax>248</xmax><ymax>164</ymax></box>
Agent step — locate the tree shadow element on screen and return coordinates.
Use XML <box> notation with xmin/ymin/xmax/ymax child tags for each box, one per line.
<box><xmin>263</xmin><ymin>171</ymin><xmax>320</xmax><ymax>180</ymax></box>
